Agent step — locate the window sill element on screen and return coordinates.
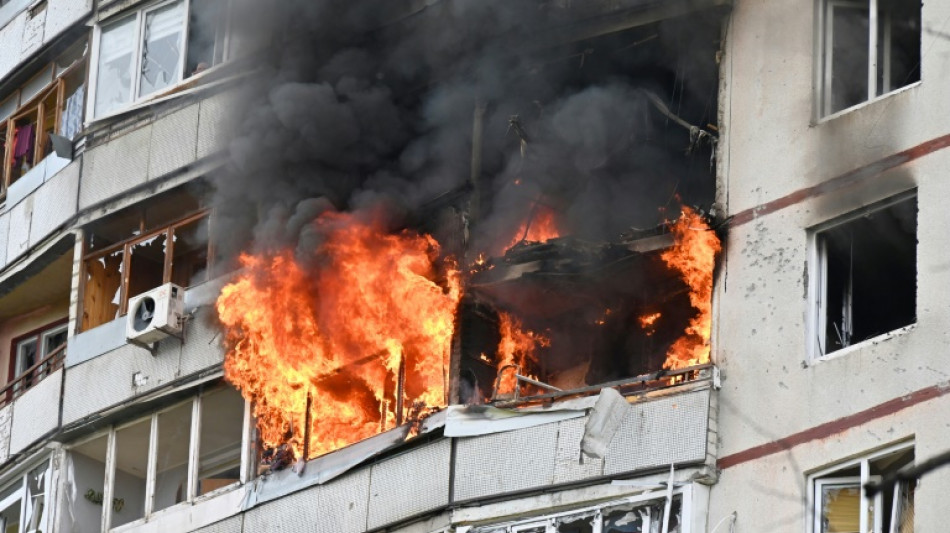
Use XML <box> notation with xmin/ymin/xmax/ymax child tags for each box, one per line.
<box><xmin>813</xmin><ymin>81</ymin><xmax>922</xmax><ymax>125</ymax></box>
<box><xmin>809</xmin><ymin>323</ymin><xmax>916</xmax><ymax>365</ymax></box>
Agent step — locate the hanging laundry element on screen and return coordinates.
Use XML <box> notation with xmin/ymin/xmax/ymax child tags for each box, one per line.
<box><xmin>13</xmin><ymin>123</ymin><xmax>34</xmax><ymax>159</ymax></box>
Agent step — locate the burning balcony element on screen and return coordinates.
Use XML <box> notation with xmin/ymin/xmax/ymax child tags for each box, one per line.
<box><xmin>212</xmin><ymin>0</ymin><xmax>728</xmax><ymax>473</ymax></box>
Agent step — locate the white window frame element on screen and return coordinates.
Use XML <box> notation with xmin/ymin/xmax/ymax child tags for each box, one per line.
<box><xmin>805</xmin><ymin>190</ymin><xmax>917</xmax><ymax>361</ymax></box>
<box><xmin>815</xmin><ymin>0</ymin><xmax>921</xmax><ymax>119</ymax></box>
<box><xmin>88</xmin><ymin>0</ymin><xmax>234</xmax><ymax>121</ymax></box>
<box><xmin>807</xmin><ymin>440</ymin><xmax>914</xmax><ymax>533</ymax></box>
<box><xmin>0</xmin><ymin>456</ymin><xmax>53</xmax><ymax>533</ymax></box>
<box><xmin>68</xmin><ymin>385</ymin><xmax>250</xmax><ymax>532</ymax></box>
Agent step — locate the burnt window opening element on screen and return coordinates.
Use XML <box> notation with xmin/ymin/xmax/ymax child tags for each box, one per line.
<box><xmin>81</xmin><ymin>185</ymin><xmax>213</xmax><ymax>332</ymax></box>
<box><xmin>819</xmin><ymin>0</ymin><xmax>921</xmax><ymax>117</ymax></box>
<box><xmin>812</xmin><ymin>193</ymin><xmax>916</xmax><ymax>357</ymax></box>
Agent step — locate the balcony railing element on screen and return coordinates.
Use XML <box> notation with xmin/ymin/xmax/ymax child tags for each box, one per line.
<box><xmin>0</xmin><ymin>343</ymin><xmax>66</xmax><ymax>409</ymax></box>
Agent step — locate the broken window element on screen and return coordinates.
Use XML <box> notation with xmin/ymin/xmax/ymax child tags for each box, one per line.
<box><xmin>819</xmin><ymin>0</ymin><xmax>921</xmax><ymax>116</ymax></box>
<box><xmin>0</xmin><ymin>40</ymin><xmax>87</xmax><ymax>194</ymax></box>
<box><xmin>0</xmin><ymin>458</ymin><xmax>52</xmax><ymax>533</ymax></box>
<box><xmin>91</xmin><ymin>0</ymin><xmax>233</xmax><ymax>119</ymax></box>
<box><xmin>471</xmin><ymin>494</ymin><xmax>683</xmax><ymax>533</ymax></box>
<box><xmin>67</xmin><ymin>384</ymin><xmax>247</xmax><ymax>529</ymax></box>
<box><xmin>811</xmin><ymin>442</ymin><xmax>915</xmax><ymax>533</ymax></box>
<box><xmin>81</xmin><ymin>188</ymin><xmax>211</xmax><ymax>331</ymax></box>
<box><xmin>8</xmin><ymin>320</ymin><xmax>67</xmax><ymax>398</ymax></box>
<box><xmin>810</xmin><ymin>193</ymin><xmax>916</xmax><ymax>357</ymax></box>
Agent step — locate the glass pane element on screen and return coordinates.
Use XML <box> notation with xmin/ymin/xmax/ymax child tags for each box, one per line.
<box><xmin>139</xmin><ymin>2</ymin><xmax>185</xmax><ymax>97</ymax></box>
<box><xmin>171</xmin><ymin>217</ymin><xmax>209</xmax><ymax>287</ymax></box>
<box><xmin>0</xmin><ymin>494</ymin><xmax>20</xmax><ymax>533</ymax></box>
<box><xmin>820</xmin><ymin>484</ymin><xmax>860</xmax><ymax>533</ymax></box>
<box><xmin>112</xmin><ymin>420</ymin><xmax>149</xmax><ymax>527</ymax></box>
<box><xmin>15</xmin><ymin>339</ymin><xmax>36</xmax><ymax>377</ymax></box>
<box><xmin>186</xmin><ymin>0</ymin><xmax>227</xmax><ymax>77</ymax></box>
<box><xmin>20</xmin><ymin>66</ymin><xmax>53</xmax><ymax>105</ymax></box>
<box><xmin>81</xmin><ymin>250</ymin><xmax>124</xmax><ymax>331</ymax></box>
<box><xmin>10</xmin><ymin>111</ymin><xmax>38</xmax><ymax>184</ymax></box>
<box><xmin>41</xmin><ymin>326</ymin><xmax>68</xmax><ymax>358</ymax></box>
<box><xmin>154</xmin><ymin>401</ymin><xmax>192</xmax><ymax>512</ymax></box>
<box><xmin>95</xmin><ymin>15</ymin><xmax>136</xmax><ymax>118</ymax></box>
<box><xmin>126</xmin><ymin>233</ymin><xmax>168</xmax><ymax>303</ymax></box>
<box><xmin>830</xmin><ymin>4</ymin><xmax>869</xmax><ymax>113</ymax></box>
<box><xmin>877</xmin><ymin>0</ymin><xmax>921</xmax><ymax>95</ymax></box>
<box><xmin>0</xmin><ymin>94</ymin><xmax>15</xmax><ymax>122</ymax></box>
<box><xmin>70</xmin><ymin>434</ymin><xmax>107</xmax><ymax>533</ymax></box>
<box><xmin>25</xmin><ymin>464</ymin><xmax>47</xmax><ymax>531</ymax></box>
<box><xmin>60</xmin><ymin>69</ymin><xmax>86</xmax><ymax>140</ymax></box>
<box><xmin>196</xmin><ymin>387</ymin><xmax>243</xmax><ymax>496</ymax></box>
<box><xmin>38</xmin><ymin>90</ymin><xmax>58</xmax><ymax>161</ymax></box>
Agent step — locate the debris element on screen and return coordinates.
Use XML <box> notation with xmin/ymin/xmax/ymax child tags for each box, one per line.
<box><xmin>581</xmin><ymin>387</ymin><xmax>629</xmax><ymax>459</ymax></box>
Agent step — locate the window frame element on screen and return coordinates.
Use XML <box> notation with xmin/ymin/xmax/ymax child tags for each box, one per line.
<box><xmin>88</xmin><ymin>0</ymin><xmax>234</xmax><ymax>122</ymax></box>
<box><xmin>0</xmin><ymin>456</ymin><xmax>53</xmax><ymax>533</ymax></box>
<box><xmin>69</xmin><ymin>384</ymin><xmax>250</xmax><ymax>532</ymax></box>
<box><xmin>808</xmin><ymin>441</ymin><xmax>915</xmax><ymax>533</ymax></box>
<box><xmin>7</xmin><ymin>318</ymin><xmax>68</xmax><ymax>393</ymax></box>
<box><xmin>0</xmin><ymin>54</ymin><xmax>87</xmax><ymax>197</ymax></box>
<box><xmin>815</xmin><ymin>0</ymin><xmax>921</xmax><ymax>119</ymax></box>
<box><xmin>805</xmin><ymin>190</ymin><xmax>917</xmax><ymax>361</ymax></box>
<box><xmin>80</xmin><ymin>208</ymin><xmax>212</xmax><ymax>332</ymax></box>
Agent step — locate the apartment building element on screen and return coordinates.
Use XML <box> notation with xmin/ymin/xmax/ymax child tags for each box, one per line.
<box><xmin>0</xmin><ymin>0</ymin><xmax>937</xmax><ymax>531</ymax></box>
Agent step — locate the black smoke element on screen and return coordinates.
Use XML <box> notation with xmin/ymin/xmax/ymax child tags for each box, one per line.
<box><xmin>212</xmin><ymin>0</ymin><xmax>725</xmax><ymax>262</ymax></box>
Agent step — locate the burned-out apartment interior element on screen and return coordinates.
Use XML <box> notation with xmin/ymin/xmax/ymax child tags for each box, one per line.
<box><xmin>0</xmin><ymin>0</ymin><xmax>937</xmax><ymax>530</ymax></box>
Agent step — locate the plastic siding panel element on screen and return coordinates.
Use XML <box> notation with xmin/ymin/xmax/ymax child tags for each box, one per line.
<box><xmin>367</xmin><ymin>439</ymin><xmax>451</xmax><ymax>529</ymax></box>
<box><xmin>553</xmin><ymin>416</ymin><xmax>605</xmax><ymax>484</ymax></box>
<box><xmin>0</xmin><ymin>213</ymin><xmax>11</xmax><ymax>270</ymax></box>
<box><xmin>244</xmin><ymin>468</ymin><xmax>371</xmax><ymax>533</ymax></box>
<box><xmin>178</xmin><ymin>307</ymin><xmax>226</xmax><ymax>376</ymax></box>
<box><xmin>148</xmin><ymin>104</ymin><xmax>200</xmax><ymax>180</ymax></box>
<box><xmin>193</xmin><ymin>514</ymin><xmax>244</xmax><ymax>533</ymax></box>
<box><xmin>43</xmin><ymin>0</ymin><xmax>91</xmax><ymax>43</ymax></box>
<box><xmin>9</xmin><ymin>368</ymin><xmax>62</xmax><ymax>453</ymax></box>
<box><xmin>29</xmin><ymin>160</ymin><xmax>79</xmax><ymax>248</ymax></box>
<box><xmin>79</xmin><ymin>125</ymin><xmax>151</xmax><ymax>210</ymax></box>
<box><xmin>19</xmin><ymin>4</ymin><xmax>44</xmax><ymax>57</ymax></box>
<box><xmin>196</xmin><ymin>92</ymin><xmax>231</xmax><ymax>159</ymax></box>
<box><xmin>603</xmin><ymin>390</ymin><xmax>710</xmax><ymax>476</ymax></box>
<box><xmin>62</xmin><ymin>337</ymin><xmax>182</xmax><ymax>425</ymax></box>
<box><xmin>0</xmin><ymin>405</ymin><xmax>12</xmax><ymax>464</ymax></box>
<box><xmin>0</xmin><ymin>14</ymin><xmax>26</xmax><ymax>79</ymax></box>
<box><xmin>6</xmin><ymin>196</ymin><xmax>31</xmax><ymax>261</ymax></box>
<box><xmin>454</xmin><ymin>421</ymin><xmax>559</xmax><ymax>501</ymax></box>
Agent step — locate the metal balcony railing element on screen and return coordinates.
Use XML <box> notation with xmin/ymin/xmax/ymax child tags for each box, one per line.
<box><xmin>0</xmin><ymin>343</ymin><xmax>66</xmax><ymax>409</ymax></box>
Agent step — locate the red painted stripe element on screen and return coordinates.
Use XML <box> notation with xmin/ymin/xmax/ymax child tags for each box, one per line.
<box><xmin>729</xmin><ymin>133</ymin><xmax>950</xmax><ymax>226</ymax></box>
<box><xmin>717</xmin><ymin>383</ymin><xmax>950</xmax><ymax>469</ymax></box>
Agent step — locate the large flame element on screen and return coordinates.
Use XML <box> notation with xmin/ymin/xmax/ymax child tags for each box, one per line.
<box><xmin>661</xmin><ymin>207</ymin><xmax>721</xmax><ymax>369</ymax></box>
<box><xmin>494</xmin><ymin>312</ymin><xmax>549</xmax><ymax>397</ymax></box>
<box><xmin>216</xmin><ymin>213</ymin><xmax>461</xmax><ymax>459</ymax></box>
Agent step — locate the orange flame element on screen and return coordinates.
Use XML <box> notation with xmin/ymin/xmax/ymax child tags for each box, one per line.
<box><xmin>505</xmin><ymin>205</ymin><xmax>561</xmax><ymax>251</ymax></box>
<box><xmin>494</xmin><ymin>312</ymin><xmax>549</xmax><ymax>396</ymax></box>
<box><xmin>639</xmin><ymin>312</ymin><xmax>662</xmax><ymax>336</ymax></box>
<box><xmin>660</xmin><ymin>207</ymin><xmax>721</xmax><ymax>369</ymax></box>
<box><xmin>216</xmin><ymin>213</ymin><xmax>461</xmax><ymax>459</ymax></box>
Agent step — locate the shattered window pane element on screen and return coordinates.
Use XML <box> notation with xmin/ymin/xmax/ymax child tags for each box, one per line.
<box><xmin>95</xmin><ymin>15</ymin><xmax>136</xmax><ymax>118</ymax></box>
<box><xmin>139</xmin><ymin>1</ymin><xmax>185</xmax><ymax>97</ymax></box>
<box><xmin>604</xmin><ymin>507</ymin><xmax>649</xmax><ymax>533</ymax></box>
<box><xmin>186</xmin><ymin>0</ymin><xmax>228</xmax><ymax>77</ymax></box>
<box><xmin>126</xmin><ymin>232</ymin><xmax>168</xmax><ymax>304</ymax></box>
<box><xmin>171</xmin><ymin>218</ymin><xmax>209</xmax><ymax>287</ymax></box>
<box><xmin>557</xmin><ymin>516</ymin><xmax>595</xmax><ymax>533</ymax></box>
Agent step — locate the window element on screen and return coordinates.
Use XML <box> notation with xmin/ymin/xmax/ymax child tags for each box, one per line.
<box><xmin>0</xmin><ymin>41</ymin><xmax>87</xmax><ymax>195</ymax></box>
<box><xmin>91</xmin><ymin>0</ymin><xmax>233</xmax><ymax>119</ymax></box>
<box><xmin>810</xmin><ymin>442</ymin><xmax>915</xmax><ymax>533</ymax></box>
<box><xmin>809</xmin><ymin>193</ymin><xmax>916</xmax><ymax>358</ymax></box>
<box><xmin>81</xmin><ymin>192</ymin><xmax>212</xmax><ymax>332</ymax></box>
<box><xmin>818</xmin><ymin>0</ymin><xmax>921</xmax><ymax>117</ymax></box>
<box><xmin>6</xmin><ymin>320</ymin><xmax>67</xmax><ymax>399</ymax></box>
<box><xmin>67</xmin><ymin>385</ymin><xmax>246</xmax><ymax>531</ymax></box>
<box><xmin>0</xmin><ymin>460</ymin><xmax>52</xmax><ymax>533</ymax></box>
<box><xmin>469</xmin><ymin>493</ymin><xmax>684</xmax><ymax>533</ymax></box>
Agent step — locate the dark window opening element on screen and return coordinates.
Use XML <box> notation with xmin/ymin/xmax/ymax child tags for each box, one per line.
<box><xmin>816</xmin><ymin>194</ymin><xmax>916</xmax><ymax>355</ymax></box>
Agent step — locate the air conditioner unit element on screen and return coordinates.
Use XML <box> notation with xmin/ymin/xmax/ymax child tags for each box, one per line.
<box><xmin>126</xmin><ymin>283</ymin><xmax>185</xmax><ymax>345</ymax></box>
